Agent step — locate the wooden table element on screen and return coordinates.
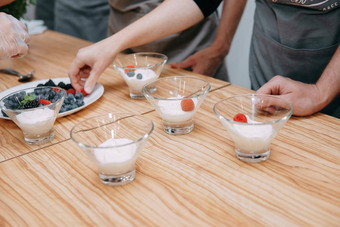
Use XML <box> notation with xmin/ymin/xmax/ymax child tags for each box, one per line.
<box><xmin>0</xmin><ymin>31</ymin><xmax>339</xmax><ymax>226</ymax></box>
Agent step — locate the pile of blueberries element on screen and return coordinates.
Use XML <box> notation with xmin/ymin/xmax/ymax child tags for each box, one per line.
<box><xmin>37</xmin><ymin>79</ymin><xmax>85</xmax><ymax>113</ymax></box>
<box><xmin>1</xmin><ymin>79</ymin><xmax>85</xmax><ymax>117</ymax></box>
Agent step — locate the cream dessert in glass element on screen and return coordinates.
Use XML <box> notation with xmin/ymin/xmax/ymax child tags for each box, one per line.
<box><xmin>113</xmin><ymin>52</ymin><xmax>167</xmax><ymax>99</ymax></box>
<box><xmin>0</xmin><ymin>86</ymin><xmax>66</xmax><ymax>145</ymax></box>
<box><xmin>94</xmin><ymin>138</ymin><xmax>137</xmax><ymax>176</ymax></box>
<box><xmin>214</xmin><ymin>94</ymin><xmax>293</xmax><ymax>163</ymax></box>
<box><xmin>143</xmin><ymin>76</ymin><xmax>210</xmax><ymax>135</ymax></box>
<box><xmin>71</xmin><ymin>113</ymin><xmax>154</xmax><ymax>186</ymax></box>
<box><xmin>157</xmin><ymin>96</ymin><xmax>198</xmax><ymax>122</ymax></box>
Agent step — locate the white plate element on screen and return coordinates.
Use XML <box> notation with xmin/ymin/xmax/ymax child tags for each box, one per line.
<box><xmin>0</xmin><ymin>78</ymin><xmax>104</xmax><ymax>119</ymax></box>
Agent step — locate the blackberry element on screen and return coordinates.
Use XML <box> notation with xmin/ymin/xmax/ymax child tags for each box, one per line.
<box><xmin>136</xmin><ymin>73</ymin><xmax>143</xmax><ymax>80</ymax></box>
<box><xmin>57</xmin><ymin>81</ymin><xmax>67</xmax><ymax>89</ymax></box>
<box><xmin>65</xmin><ymin>84</ymin><xmax>73</xmax><ymax>90</ymax></box>
<box><xmin>44</xmin><ymin>79</ymin><xmax>56</xmax><ymax>87</ymax></box>
<box><xmin>127</xmin><ymin>70</ymin><xmax>135</xmax><ymax>77</ymax></box>
<box><xmin>23</xmin><ymin>99</ymin><xmax>39</xmax><ymax>109</ymax></box>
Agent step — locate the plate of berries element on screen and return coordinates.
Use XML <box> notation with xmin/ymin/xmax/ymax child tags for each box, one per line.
<box><xmin>0</xmin><ymin>78</ymin><xmax>104</xmax><ymax>119</ymax></box>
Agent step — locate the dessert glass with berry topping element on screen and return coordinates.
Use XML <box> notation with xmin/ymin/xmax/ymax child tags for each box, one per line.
<box><xmin>143</xmin><ymin>76</ymin><xmax>210</xmax><ymax>135</ymax></box>
<box><xmin>213</xmin><ymin>94</ymin><xmax>293</xmax><ymax>163</ymax></box>
<box><xmin>0</xmin><ymin>86</ymin><xmax>66</xmax><ymax>145</ymax></box>
<box><xmin>112</xmin><ymin>52</ymin><xmax>168</xmax><ymax>99</ymax></box>
<box><xmin>70</xmin><ymin>113</ymin><xmax>154</xmax><ymax>186</ymax></box>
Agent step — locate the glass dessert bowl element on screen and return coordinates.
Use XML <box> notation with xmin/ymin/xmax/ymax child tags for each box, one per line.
<box><xmin>213</xmin><ymin>94</ymin><xmax>293</xmax><ymax>163</ymax></box>
<box><xmin>0</xmin><ymin>86</ymin><xmax>66</xmax><ymax>145</ymax></box>
<box><xmin>70</xmin><ymin>113</ymin><xmax>154</xmax><ymax>186</ymax></box>
<box><xmin>112</xmin><ymin>52</ymin><xmax>168</xmax><ymax>99</ymax></box>
<box><xmin>143</xmin><ymin>76</ymin><xmax>210</xmax><ymax>135</ymax></box>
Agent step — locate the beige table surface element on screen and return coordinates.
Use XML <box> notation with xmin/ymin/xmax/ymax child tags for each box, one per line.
<box><xmin>1</xmin><ymin>31</ymin><xmax>340</xmax><ymax>226</ymax></box>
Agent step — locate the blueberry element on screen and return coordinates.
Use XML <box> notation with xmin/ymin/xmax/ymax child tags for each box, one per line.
<box><xmin>34</xmin><ymin>89</ymin><xmax>41</xmax><ymax>96</ymax></box>
<box><xmin>66</xmin><ymin>105</ymin><xmax>73</xmax><ymax>111</ymax></box>
<box><xmin>127</xmin><ymin>70</ymin><xmax>135</xmax><ymax>77</ymax></box>
<box><xmin>76</xmin><ymin>100</ymin><xmax>84</xmax><ymax>107</ymax></box>
<box><xmin>136</xmin><ymin>73</ymin><xmax>143</xmax><ymax>80</ymax></box>
<box><xmin>40</xmin><ymin>95</ymin><xmax>49</xmax><ymax>100</ymax></box>
<box><xmin>49</xmin><ymin>90</ymin><xmax>56</xmax><ymax>100</ymax></box>
<box><xmin>75</xmin><ymin>92</ymin><xmax>84</xmax><ymax>100</ymax></box>
<box><xmin>66</xmin><ymin>93</ymin><xmax>74</xmax><ymax>101</ymax></box>
<box><xmin>59</xmin><ymin>106</ymin><xmax>66</xmax><ymax>113</ymax></box>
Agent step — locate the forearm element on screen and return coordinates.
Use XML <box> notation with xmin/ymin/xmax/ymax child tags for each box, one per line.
<box><xmin>211</xmin><ymin>0</ymin><xmax>247</xmax><ymax>57</ymax></box>
<box><xmin>0</xmin><ymin>0</ymin><xmax>14</xmax><ymax>7</ymax></box>
<box><xmin>106</xmin><ymin>0</ymin><xmax>204</xmax><ymax>58</ymax></box>
<box><xmin>316</xmin><ymin>44</ymin><xmax>340</xmax><ymax>110</ymax></box>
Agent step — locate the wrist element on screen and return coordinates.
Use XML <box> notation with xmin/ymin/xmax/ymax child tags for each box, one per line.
<box><xmin>315</xmin><ymin>83</ymin><xmax>334</xmax><ymax>111</ymax></box>
<box><xmin>210</xmin><ymin>39</ymin><xmax>230</xmax><ymax>60</ymax></box>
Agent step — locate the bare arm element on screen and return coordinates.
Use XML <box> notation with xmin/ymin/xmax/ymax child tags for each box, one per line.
<box><xmin>0</xmin><ymin>0</ymin><xmax>14</xmax><ymax>7</ymax></box>
<box><xmin>68</xmin><ymin>0</ymin><xmax>204</xmax><ymax>93</ymax></box>
<box><xmin>256</xmin><ymin>45</ymin><xmax>340</xmax><ymax>116</ymax></box>
<box><xmin>315</xmin><ymin>45</ymin><xmax>340</xmax><ymax>110</ymax></box>
<box><xmin>171</xmin><ymin>0</ymin><xmax>247</xmax><ymax>77</ymax></box>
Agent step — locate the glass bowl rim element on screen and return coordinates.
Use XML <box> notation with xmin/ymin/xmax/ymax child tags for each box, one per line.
<box><xmin>70</xmin><ymin>112</ymin><xmax>154</xmax><ymax>149</ymax></box>
<box><xmin>142</xmin><ymin>76</ymin><xmax>211</xmax><ymax>101</ymax></box>
<box><xmin>213</xmin><ymin>93</ymin><xmax>293</xmax><ymax>125</ymax></box>
<box><xmin>112</xmin><ymin>52</ymin><xmax>168</xmax><ymax>70</ymax></box>
<box><xmin>0</xmin><ymin>86</ymin><xmax>66</xmax><ymax>113</ymax></box>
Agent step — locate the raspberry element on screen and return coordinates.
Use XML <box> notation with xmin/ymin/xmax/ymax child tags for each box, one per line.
<box><xmin>124</xmin><ymin>65</ymin><xmax>135</xmax><ymax>73</ymax></box>
<box><xmin>67</xmin><ymin>88</ymin><xmax>76</xmax><ymax>96</ymax></box>
<box><xmin>80</xmin><ymin>89</ymin><xmax>88</xmax><ymax>97</ymax></box>
<box><xmin>39</xmin><ymin>99</ymin><xmax>52</xmax><ymax>105</ymax></box>
<box><xmin>181</xmin><ymin>99</ymin><xmax>195</xmax><ymax>112</ymax></box>
<box><xmin>52</xmin><ymin>87</ymin><xmax>61</xmax><ymax>92</ymax></box>
<box><xmin>233</xmin><ymin>113</ymin><xmax>247</xmax><ymax>123</ymax></box>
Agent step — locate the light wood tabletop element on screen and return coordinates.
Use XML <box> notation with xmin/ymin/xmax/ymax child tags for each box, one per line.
<box><xmin>0</xmin><ymin>31</ymin><xmax>339</xmax><ymax>226</ymax></box>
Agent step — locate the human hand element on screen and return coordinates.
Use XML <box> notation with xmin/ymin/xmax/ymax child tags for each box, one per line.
<box><xmin>170</xmin><ymin>45</ymin><xmax>225</xmax><ymax>77</ymax></box>
<box><xmin>0</xmin><ymin>12</ymin><xmax>30</xmax><ymax>59</ymax></box>
<box><xmin>256</xmin><ymin>75</ymin><xmax>325</xmax><ymax>116</ymax></box>
<box><xmin>68</xmin><ymin>39</ymin><xmax>117</xmax><ymax>93</ymax></box>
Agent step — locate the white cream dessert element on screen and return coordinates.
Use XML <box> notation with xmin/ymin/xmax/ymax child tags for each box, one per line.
<box><xmin>157</xmin><ymin>96</ymin><xmax>198</xmax><ymax>122</ymax></box>
<box><xmin>222</xmin><ymin>116</ymin><xmax>273</xmax><ymax>154</ymax></box>
<box><xmin>94</xmin><ymin>138</ymin><xmax>137</xmax><ymax>175</ymax></box>
<box><xmin>16</xmin><ymin>108</ymin><xmax>55</xmax><ymax>135</ymax></box>
<box><xmin>120</xmin><ymin>68</ymin><xmax>158</xmax><ymax>93</ymax></box>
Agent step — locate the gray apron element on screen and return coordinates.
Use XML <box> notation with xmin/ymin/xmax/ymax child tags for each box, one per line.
<box><xmin>35</xmin><ymin>0</ymin><xmax>110</xmax><ymax>42</ymax></box>
<box><xmin>250</xmin><ymin>0</ymin><xmax>340</xmax><ymax>118</ymax></box>
<box><xmin>108</xmin><ymin>0</ymin><xmax>228</xmax><ymax>81</ymax></box>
